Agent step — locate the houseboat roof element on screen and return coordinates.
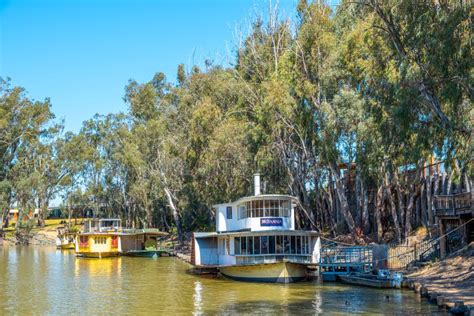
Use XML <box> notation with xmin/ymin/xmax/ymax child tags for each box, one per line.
<box><xmin>213</xmin><ymin>194</ymin><xmax>298</xmax><ymax>208</ymax></box>
<box><xmin>194</xmin><ymin>229</ymin><xmax>319</xmax><ymax>239</ymax></box>
<box><xmin>80</xmin><ymin>228</ymin><xmax>167</xmax><ymax>236</ymax></box>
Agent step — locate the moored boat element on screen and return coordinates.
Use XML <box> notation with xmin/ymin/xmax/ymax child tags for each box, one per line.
<box><xmin>192</xmin><ymin>174</ymin><xmax>320</xmax><ymax>283</ymax></box>
<box><xmin>75</xmin><ymin>219</ymin><xmax>167</xmax><ymax>258</ymax></box>
<box><xmin>75</xmin><ymin>219</ymin><xmax>122</xmax><ymax>258</ymax></box>
<box><xmin>56</xmin><ymin>226</ymin><xmax>76</xmax><ymax>250</ymax></box>
<box><xmin>338</xmin><ymin>270</ymin><xmax>403</xmax><ymax>288</ymax></box>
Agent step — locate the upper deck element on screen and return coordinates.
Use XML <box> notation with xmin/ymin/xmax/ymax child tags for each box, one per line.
<box><xmin>213</xmin><ymin>175</ymin><xmax>297</xmax><ymax>233</ymax></box>
<box><xmin>82</xmin><ymin>218</ymin><xmax>122</xmax><ymax>234</ymax></box>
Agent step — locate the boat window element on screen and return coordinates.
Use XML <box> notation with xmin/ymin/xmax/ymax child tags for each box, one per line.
<box><xmin>290</xmin><ymin>236</ymin><xmax>296</xmax><ymax>254</ymax></box>
<box><xmin>253</xmin><ymin>236</ymin><xmax>260</xmax><ymax>255</ymax></box>
<box><xmin>234</xmin><ymin>237</ymin><xmax>241</xmax><ymax>255</ymax></box>
<box><xmin>241</xmin><ymin>198</ymin><xmax>291</xmax><ymax>219</ymax></box>
<box><xmin>296</xmin><ymin>236</ymin><xmax>301</xmax><ymax>254</ymax></box>
<box><xmin>79</xmin><ymin>236</ymin><xmax>88</xmax><ymax>247</ymax></box>
<box><xmin>283</xmin><ymin>236</ymin><xmax>290</xmax><ymax>253</ymax></box>
<box><xmin>241</xmin><ymin>237</ymin><xmax>247</xmax><ymax>255</ymax></box>
<box><xmin>261</xmin><ymin>236</ymin><xmax>268</xmax><ymax>254</ymax></box>
<box><xmin>234</xmin><ymin>235</ymin><xmax>310</xmax><ymax>256</ymax></box>
<box><xmin>94</xmin><ymin>237</ymin><xmax>107</xmax><ymax>245</ymax></box>
<box><xmin>276</xmin><ymin>236</ymin><xmax>283</xmax><ymax>254</ymax></box>
<box><xmin>238</xmin><ymin>205</ymin><xmax>246</xmax><ymax>220</ymax></box>
<box><xmin>225</xmin><ymin>238</ymin><xmax>230</xmax><ymax>255</ymax></box>
<box><xmin>269</xmin><ymin>236</ymin><xmax>276</xmax><ymax>254</ymax></box>
<box><xmin>226</xmin><ymin>206</ymin><xmax>232</xmax><ymax>219</ymax></box>
<box><xmin>247</xmin><ymin>237</ymin><xmax>253</xmax><ymax>254</ymax></box>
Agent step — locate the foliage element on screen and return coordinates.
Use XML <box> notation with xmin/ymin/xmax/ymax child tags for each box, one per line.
<box><xmin>1</xmin><ymin>0</ymin><xmax>472</xmax><ymax>243</ymax></box>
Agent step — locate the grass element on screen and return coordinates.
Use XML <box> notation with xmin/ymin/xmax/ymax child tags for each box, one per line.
<box><xmin>5</xmin><ymin>218</ymin><xmax>86</xmax><ymax>233</ymax></box>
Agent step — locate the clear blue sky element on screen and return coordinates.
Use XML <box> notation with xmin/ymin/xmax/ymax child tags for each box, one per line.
<box><xmin>0</xmin><ymin>0</ymin><xmax>300</xmax><ymax>132</ymax></box>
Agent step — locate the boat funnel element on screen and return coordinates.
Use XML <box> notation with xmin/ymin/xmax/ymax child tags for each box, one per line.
<box><xmin>254</xmin><ymin>173</ymin><xmax>261</xmax><ymax>196</ymax></box>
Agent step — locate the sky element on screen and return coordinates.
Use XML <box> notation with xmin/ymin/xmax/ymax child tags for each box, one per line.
<box><xmin>0</xmin><ymin>0</ymin><xmax>300</xmax><ymax>133</ymax></box>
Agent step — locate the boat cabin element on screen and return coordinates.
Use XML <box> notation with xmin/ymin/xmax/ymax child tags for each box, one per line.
<box><xmin>192</xmin><ymin>174</ymin><xmax>320</xmax><ymax>270</ymax></box>
<box><xmin>83</xmin><ymin>218</ymin><xmax>122</xmax><ymax>233</ymax></box>
<box><xmin>76</xmin><ymin>219</ymin><xmax>167</xmax><ymax>258</ymax></box>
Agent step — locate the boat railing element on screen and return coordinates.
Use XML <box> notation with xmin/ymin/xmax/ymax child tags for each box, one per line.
<box><xmin>235</xmin><ymin>254</ymin><xmax>312</xmax><ymax>265</ymax></box>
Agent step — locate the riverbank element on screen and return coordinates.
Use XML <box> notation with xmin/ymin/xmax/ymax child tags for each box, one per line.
<box><xmin>405</xmin><ymin>242</ymin><xmax>474</xmax><ymax>313</ymax></box>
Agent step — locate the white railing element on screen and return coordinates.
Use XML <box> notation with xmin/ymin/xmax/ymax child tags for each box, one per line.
<box><xmin>235</xmin><ymin>254</ymin><xmax>312</xmax><ymax>265</ymax></box>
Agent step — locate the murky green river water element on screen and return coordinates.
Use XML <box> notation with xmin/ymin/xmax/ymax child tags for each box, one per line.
<box><xmin>0</xmin><ymin>246</ymin><xmax>446</xmax><ymax>315</ymax></box>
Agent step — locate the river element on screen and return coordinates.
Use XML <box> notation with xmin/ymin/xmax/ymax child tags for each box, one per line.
<box><xmin>0</xmin><ymin>246</ymin><xmax>446</xmax><ymax>315</ymax></box>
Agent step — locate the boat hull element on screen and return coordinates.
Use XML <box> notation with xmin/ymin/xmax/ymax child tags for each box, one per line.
<box><xmin>59</xmin><ymin>243</ymin><xmax>75</xmax><ymax>250</ymax></box>
<box><xmin>338</xmin><ymin>274</ymin><xmax>393</xmax><ymax>288</ymax></box>
<box><xmin>220</xmin><ymin>262</ymin><xmax>307</xmax><ymax>283</ymax></box>
<box><xmin>76</xmin><ymin>252</ymin><xmax>120</xmax><ymax>258</ymax></box>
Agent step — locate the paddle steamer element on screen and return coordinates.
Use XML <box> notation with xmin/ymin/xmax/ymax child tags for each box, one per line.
<box><xmin>192</xmin><ymin>174</ymin><xmax>320</xmax><ymax>283</ymax></box>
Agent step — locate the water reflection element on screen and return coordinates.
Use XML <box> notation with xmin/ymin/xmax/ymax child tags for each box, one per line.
<box><xmin>0</xmin><ymin>246</ymin><xmax>447</xmax><ymax>315</ymax></box>
<box><xmin>193</xmin><ymin>280</ymin><xmax>203</xmax><ymax>315</ymax></box>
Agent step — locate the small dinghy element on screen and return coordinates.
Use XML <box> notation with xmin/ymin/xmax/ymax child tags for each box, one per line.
<box><xmin>339</xmin><ymin>270</ymin><xmax>403</xmax><ymax>288</ymax></box>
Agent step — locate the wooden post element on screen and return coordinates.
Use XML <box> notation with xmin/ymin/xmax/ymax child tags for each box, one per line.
<box><xmin>439</xmin><ymin>219</ymin><xmax>446</xmax><ymax>259</ymax></box>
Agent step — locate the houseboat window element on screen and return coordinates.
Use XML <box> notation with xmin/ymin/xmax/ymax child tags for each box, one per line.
<box><xmin>94</xmin><ymin>237</ymin><xmax>107</xmax><ymax>244</ymax></box>
<box><xmin>269</xmin><ymin>236</ymin><xmax>276</xmax><ymax>253</ymax></box>
<box><xmin>283</xmin><ymin>236</ymin><xmax>290</xmax><ymax>253</ymax></box>
<box><xmin>261</xmin><ymin>236</ymin><xmax>268</xmax><ymax>254</ymax></box>
<box><xmin>225</xmin><ymin>238</ymin><xmax>230</xmax><ymax>255</ymax></box>
<box><xmin>240</xmin><ymin>199</ymin><xmax>291</xmax><ymax>219</ymax></box>
<box><xmin>253</xmin><ymin>236</ymin><xmax>260</xmax><ymax>255</ymax></box>
<box><xmin>276</xmin><ymin>236</ymin><xmax>283</xmax><ymax>254</ymax></box>
<box><xmin>290</xmin><ymin>236</ymin><xmax>296</xmax><ymax>254</ymax></box>
<box><xmin>226</xmin><ymin>206</ymin><xmax>232</xmax><ymax>219</ymax></box>
<box><xmin>241</xmin><ymin>237</ymin><xmax>247</xmax><ymax>255</ymax></box>
<box><xmin>234</xmin><ymin>237</ymin><xmax>241</xmax><ymax>255</ymax></box>
<box><xmin>238</xmin><ymin>205</ymin><xmax>246</xmax><ymax>219</ymax></box>
<box><xmin>235</xmin><ymin>234</ymin><xmax>310</xmax><ymax>256</ymax></box>
<box><xmin>247</xmin><ymin>237</ymin><xmax>254</xmax><ymax>254</ymax></box>
<box><xmin>79</xmin><ymin>236</ymin><xmax>88</xmax><ymax>247</ymax></box>
<box><xmin>296</xmin><ymin>236</ymin><xmax>301</xmax><ymax>254</ymax></box>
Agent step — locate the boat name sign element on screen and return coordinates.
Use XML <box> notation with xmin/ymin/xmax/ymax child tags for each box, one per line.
<box><xmin>260</xmin><ymin>218</ymin><xmax>283</xmax><ymax>227</ymax></box>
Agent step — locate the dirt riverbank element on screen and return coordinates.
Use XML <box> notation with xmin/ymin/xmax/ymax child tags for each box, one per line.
<box><xmin>405</xmin><ymin>242</ymin><xmax>474</xmax><ymax>313</ymax></box>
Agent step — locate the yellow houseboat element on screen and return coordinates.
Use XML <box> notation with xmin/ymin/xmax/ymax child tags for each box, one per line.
<box><xmin>56</xmin><ymin>226</ymin><xmax>76</xmax><ymax>250</ymax></box>
<box><xmin>192</xmin><ymin>174</ymin><xmax>320</xmax><ymax>283</ymax></box>
<box><xmin>75</xmin><ymin>219</ymin><xmax>167</xmax><ymax>258</ymax></box>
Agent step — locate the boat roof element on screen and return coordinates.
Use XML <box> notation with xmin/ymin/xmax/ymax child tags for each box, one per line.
<box><xmin>84</xmin><ymin>218</ymin><xmax>121</xmax><ymax>222</ymax></box>
<box><xmin>79</xmin><ymin>229</ymin><xmax>167</xmax><ymax>236</ymax></box>
<box><xmin>194</xmin><ymin>230</ymin><xmax>319</xmax><ymax>239</ymax></box>
<box><xmin>213</xmin><ymin>194</ymin><xmax>298</xmax><ymax>208</ymax></box>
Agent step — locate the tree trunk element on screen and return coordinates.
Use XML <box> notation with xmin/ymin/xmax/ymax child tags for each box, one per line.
<box><xmin>385</xmin><ymin>170</ymin><xmax>402</xmax><ymax>243</ymax></box>
<box><xmin>375</xmin><ymin>185</ymin><xmax>384</xmax><ymax>242</ymax></box>
<box><xmin>426</xmin><ymin>173</ymin><xmax>433</xmax><ymax>227</ymax></box>
<box><xmin>355</xmin><ymin>171</ymin><xmax>362</xmax><ymax>227</ymax></box>
<box><xmin>164</xmin><ymin>187</ymin><xmax>183</xmax><ymax>241</ymax></box>
<box><xmin>420</xmin><ymin>179</ymin><xmax>427</xmax><ymax>226</ymax></box>
<box><xmin>431</xmin><ymin>173</ymin><xmax>439</xmax><ymax>218</ymax></box>
<box><xmin>326</xmin><ymin>187</ymin><xmax>337</xmax><ymax>237</ymax></box>
<box><xmin>330</xmin><ymin>164</ymin><xmax>356</xmax><ymax>234</ymax></box>
<box><xmin>393</xmin><ymin>172</ymin><xmax>405</xmax><ymax>235</ymax></box>
<box><xmin>361</xmin><ymin>186</ymin><xmax>370</xmax><ymax>234</ymax></box>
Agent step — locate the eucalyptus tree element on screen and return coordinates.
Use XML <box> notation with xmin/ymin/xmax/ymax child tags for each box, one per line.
<box><xmin>0</xmin><ymin>78</ymin><xmax>55</xmax><ymax>231</ymax></box>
